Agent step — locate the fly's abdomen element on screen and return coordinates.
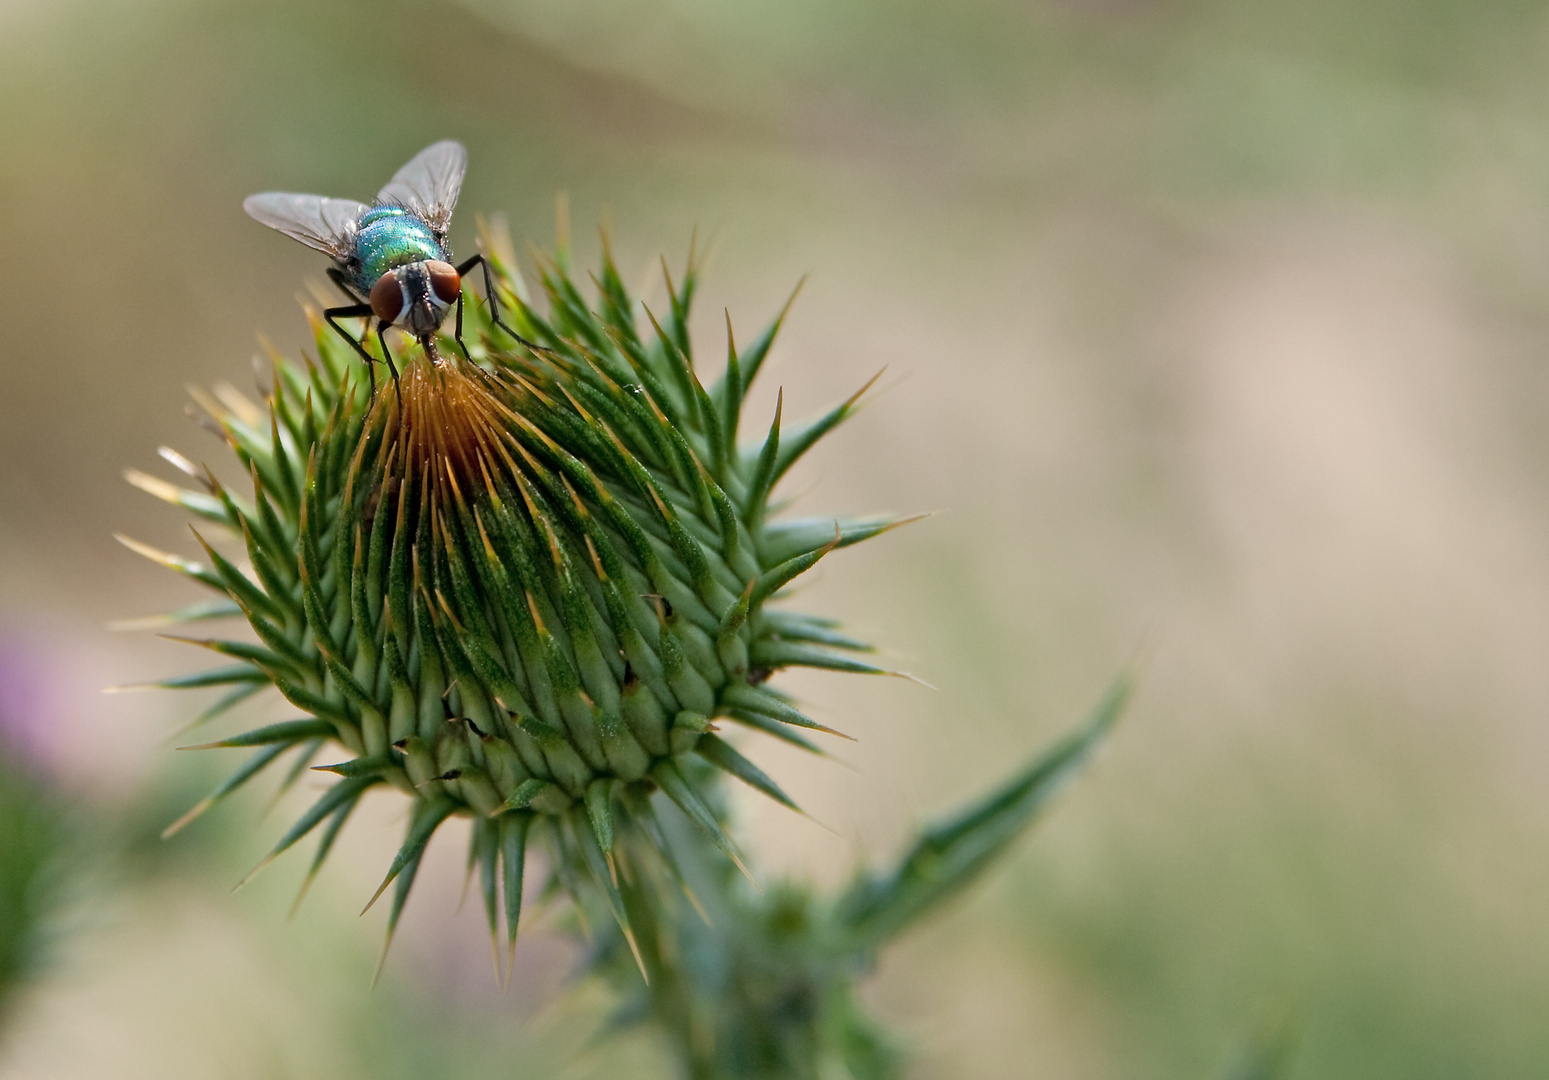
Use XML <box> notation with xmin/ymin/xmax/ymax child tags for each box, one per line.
<box><xmin>352</xmin><ymin>207</ymin><xmax>447</xmax><ymax>292</ymax></box>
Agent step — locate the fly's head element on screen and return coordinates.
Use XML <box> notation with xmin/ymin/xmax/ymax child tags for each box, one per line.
<box><xmin>369</xmin><ymin>260</ymin><xmax>461</xmax><ymax>340</ymax></box>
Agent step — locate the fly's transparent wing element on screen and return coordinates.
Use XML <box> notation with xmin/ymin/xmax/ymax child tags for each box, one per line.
<box><xmin>243</xmin><ymin>193</ymin><xmax>368</xmax><ymax>260</ymax></box>
<box><xmin>375</xmin><ymin>141</ymin><xmax>467</xmax><ymax>235</ymax></box>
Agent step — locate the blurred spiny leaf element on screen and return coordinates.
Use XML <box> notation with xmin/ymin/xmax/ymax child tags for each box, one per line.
<box><xmin>836</xmin><ymin>674</ymin><xmax>1130</xmax><ymax>951</ymax></box>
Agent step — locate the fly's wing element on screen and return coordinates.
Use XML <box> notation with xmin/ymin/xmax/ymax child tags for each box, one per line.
<box><xmin>375</xmin><ymin>141</ymin><xmax>467</xmax><ymax>236</ymax></box>
<box><xmin>242</xmin><ymin>193</ymin><xmax>368</xmax><ymax>261</ymax></box>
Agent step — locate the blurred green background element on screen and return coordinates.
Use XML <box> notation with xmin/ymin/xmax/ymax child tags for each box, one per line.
<box><xmin>5</xmin><ymin>0</ymin><xmax>1549</xmax><ymax>1076</ymax></box>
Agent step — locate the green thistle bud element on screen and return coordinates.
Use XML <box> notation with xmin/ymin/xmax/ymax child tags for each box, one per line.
<box><xmin>125</xmin><ymin>227</ymin><xmax>908</xmax><ymax>974</ymax></box>
<box><xmin>0</xmin><ymin>754</ymin><xmax>68</xmax><ymax>1030</ymax></box>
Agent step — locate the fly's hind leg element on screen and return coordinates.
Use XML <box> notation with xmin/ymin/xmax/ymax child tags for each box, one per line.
<box><xmin>325</xmin><ymin>266</ymin><xmax>364</xmax><ymax>305</ymax></box>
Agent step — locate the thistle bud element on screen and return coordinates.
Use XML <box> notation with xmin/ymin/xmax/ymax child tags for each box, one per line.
<box><xmin>125</xmin><ymin>231</ymin><xmax>907</xmax><ymax>972</ymax></box>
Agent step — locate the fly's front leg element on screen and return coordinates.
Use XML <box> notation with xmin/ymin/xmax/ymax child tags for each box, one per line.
<box><xmin>323</xmin><ymin>303</ymin><xmax>380</xmax><ymax>396</ymax></box>
<box><xmin>376</xmin><ymin>322</ymin><xmax>402</xmax><ymax>409</ymax></box>
<box><xmin>454</xmin><ymin>252</ymin><xmax>547</xmax><ymax>353</ymax></box>
<box><xmin>451</xmin><ymin>289</ymin><xmax>473</xmax><ymax>363</ymax></box>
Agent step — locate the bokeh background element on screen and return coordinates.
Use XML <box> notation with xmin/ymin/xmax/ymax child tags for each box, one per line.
<box><xmin>5</xmin><ymin>0</ymin><xmax>1549</xmax><ymax>1077</ymax></box>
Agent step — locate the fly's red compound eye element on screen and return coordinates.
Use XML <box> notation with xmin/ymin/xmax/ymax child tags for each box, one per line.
<box><xmin>369</xmin><ymin>271</ymin><xmax>404</xmax><ymax>324</ymax></box>
<box><xmin>426</xmin><ymin>260</ymin><xmax>461</xmax><ymax>306</ymax></box>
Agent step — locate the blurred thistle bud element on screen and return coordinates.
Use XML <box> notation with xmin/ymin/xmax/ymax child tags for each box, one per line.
<box><xmin>0</xmin><ymin>637</ymin><xmax>73</xmax><ymax>1030</ymax></box>
<box><xmin>122</xmin><ymin>226</ymin><xmax>911</xmax><ymax>976</ymax></box>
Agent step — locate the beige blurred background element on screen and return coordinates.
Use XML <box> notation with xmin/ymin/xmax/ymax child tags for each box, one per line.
<box><xmin>5</xmin><ymin>0</ymin><xmax>1549</xmax><ymax>1077</ymax></box>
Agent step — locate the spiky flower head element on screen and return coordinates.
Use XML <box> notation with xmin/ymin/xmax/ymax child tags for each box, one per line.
<box><xmin>124</xmin><ymin>227</ymin><xmax>906</xmax><ymax>972</ymax></box>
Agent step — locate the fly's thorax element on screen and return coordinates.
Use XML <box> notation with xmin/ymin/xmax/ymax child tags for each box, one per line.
<box><xmin>351</xmin><ymin>205</ymin><xmax>449</xmax><ymax>292</ymax></box>
<box><xmin>369</xmin><ymin>260</ymin><xmax>461</xmax><ymax>336</ymax></box>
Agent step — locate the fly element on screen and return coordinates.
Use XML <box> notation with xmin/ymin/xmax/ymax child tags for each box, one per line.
<box><xmin>244</xmin><ymin>140</ymin><xmax>532</xmax><ymax>397</ymax></box>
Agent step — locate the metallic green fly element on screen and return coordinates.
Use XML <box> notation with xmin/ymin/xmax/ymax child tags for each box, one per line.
<box><xmin>244</xmin><ymin>140</ymin><xmax>531</xmax><ymax>395</ymax></box>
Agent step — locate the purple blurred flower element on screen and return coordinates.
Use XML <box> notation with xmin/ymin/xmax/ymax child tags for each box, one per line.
<box><xmin>0</xmin><ymin>631</ymin><xmax>55</xmax><ymax>775</ymax></box>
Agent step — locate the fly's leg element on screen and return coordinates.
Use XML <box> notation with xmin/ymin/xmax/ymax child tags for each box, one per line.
<box><xmin>454</xmin><ymin>252</ymin><xmax>548</xmax><ymax>354</ymax></box>
<box><xmin>324</xmin><ymin>303</ymin><xmax>380</xmax><ymax>397</ymax></box>
<box><xmin>326</xmin><ymin>266</ymin><xmax>364</xmax><ymax>305</ymax></box>
<box><xmin>451</xmin><ymin>289</ymin><xmax>473</xmax><ymax>363</ymax></box>
<box><xmin>376</xmin><ymin>322</ymin><xmax>402</xmax><ymax>410</ymax></box>
<box><xmin>326</xmin><ymin>268</ymin><xmax>381</xmax><ymax>393</ymax></box>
